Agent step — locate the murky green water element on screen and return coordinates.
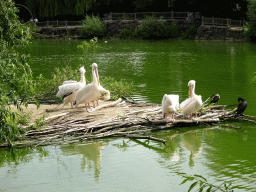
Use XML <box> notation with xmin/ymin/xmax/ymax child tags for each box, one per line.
<box><xmin>1</xmin><ymin>39</ymin><xmax>256</xmax><ymax>191</ymax></box>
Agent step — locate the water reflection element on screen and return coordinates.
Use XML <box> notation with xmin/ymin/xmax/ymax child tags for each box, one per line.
<box><xmin>182</xmin><ymin>132</ymin><xmax>202</xmax><ymax>167</ymax></box>
<box><xmin>60</xmin><ymin>142</ymin><xmax>107</xmax><ymax>182</ymax></box>
<box><xmin>0</xmin><ymin>147</ymin><xmax>49</xmax><ymax>168</ymax></box>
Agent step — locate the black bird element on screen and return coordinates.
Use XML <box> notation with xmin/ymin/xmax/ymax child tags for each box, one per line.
<box><xmin>235</xmin><ymin>97</ymin><xmax>247</xmax><ymax>117</ymax></box>
<box><xmin>210</xmin><ymin>94</ymin><xmax>220</xmax><ymax>104</ymax></box>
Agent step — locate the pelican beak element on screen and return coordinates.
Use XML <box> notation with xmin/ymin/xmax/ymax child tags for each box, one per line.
<box><xmin>189</xmin><ymin>84</ymin><xmax>192</xmax><ymax>97</ymax></box>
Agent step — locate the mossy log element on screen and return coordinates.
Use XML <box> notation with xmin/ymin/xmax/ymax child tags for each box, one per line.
<box><xmin>0</xmin><ymin>98</ymin><xmax>252</xmax><ymax>148</ymax></box>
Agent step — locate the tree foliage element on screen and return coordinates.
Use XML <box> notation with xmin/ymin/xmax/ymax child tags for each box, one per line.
<box><xmin>24</xmin><ymin>0</ymin><xmax>96</xmax><ymax>17</ymax></box>
<box><xmin>244</xmin><ymin>0</ymin><xmax>256</xmax><ymax>42</ymax></box>
<box><xmin>0</xmin><ymin>0</ymin><xmax>35</xmax><ymax>147</ymax></box>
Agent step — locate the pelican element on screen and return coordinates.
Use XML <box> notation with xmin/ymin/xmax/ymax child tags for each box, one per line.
<box><xmin>56</xmin><ymin>66</ymin><xmax>86</xmax><ymax>109</ymax></box>
<box><xmin>235</xmin><ymin>97</ymin><xmax>247</xmax><ymax>117</ymax></box>
<box><xmin>180</xmin><ymin>80</ymin><xmax>202</xmax><ymax>118</ymax></box>
<box><xmin>162</xmin><ymin>94</ymin><xmax>179</xmax><ymax>122</ymax></box>
<box><xmin>73</xmin><ymin>63</ymin><xmax>110</xmax><ymax>111</ymax></box>
<box><xmin>91</xmin><ymin>63</ymin><xmax>110</xmax><ymax>107</ymax></box>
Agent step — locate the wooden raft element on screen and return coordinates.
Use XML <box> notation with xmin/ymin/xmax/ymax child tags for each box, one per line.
<box><xmin>2</xmin><ymin>98</ymin><xmax>250</xmax><ymax>148</ymax></box>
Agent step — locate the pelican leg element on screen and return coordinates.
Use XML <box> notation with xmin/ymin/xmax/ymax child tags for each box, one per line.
<box><xmin>61</xmin><ymin>103</ymin><xmax>65</xmax><ymax>109</ymax></box>
<box><xmin>171</xmin><ymin>114</ymin><xmax>176</xmax><ymax>123</ymax></box>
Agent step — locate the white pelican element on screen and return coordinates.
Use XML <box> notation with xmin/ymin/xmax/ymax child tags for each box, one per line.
<box><xmin>162</xmin><ymin>94</ymin><xmax>179</xmax><ymax>121</ymax></box>
<box><xmin>91</xmin><ymin>63</ymin><xmax>110</xmax><ymax>107</ymax></box>
<box><xmin>180</xmin><ymin>80</ymin><xmax>202</xmax><ymax>118</ymax></box>
<box><xmin>73</xmin><ymin>63</ymin><xmax>110</xmax><ymax>111</ymax></box>
<box><xmin>56</xmin><ymin>66</ymin><xmax>86</xmax><ymax>109</ymax></box>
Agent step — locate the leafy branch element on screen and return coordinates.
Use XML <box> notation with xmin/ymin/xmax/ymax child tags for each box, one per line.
<box><xmin>176</xmin><ymin>172</ymin><xmax>240</xmax><ymax>192</ymax></box>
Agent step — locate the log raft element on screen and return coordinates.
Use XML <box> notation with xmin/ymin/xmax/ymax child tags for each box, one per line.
<box><xmin>1</xmin><ymin>98</ymin><xmax>252</xmax><ymax>148</ymax></box>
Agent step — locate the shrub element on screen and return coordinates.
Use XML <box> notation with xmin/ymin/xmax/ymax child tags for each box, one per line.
<box><xmin>181</xmin><ymin>24</ymin><xmax>197</xmax><ymax>39</ymax></box>
<box><xmin>137</xmin><ymin>16</ymin><xmax>165</xmax><ymax>39</ymax></box>
<box><xmin>165</xmin><ymin>23</ymin><xmax>180</xmax><ymax>38</ymax></box>
<box><xmin>80</xmin><ymin>15</ymin><xmax>106</xmax><ymax>39</ymax></box>
<box><xmin>186</xmin><ymin>24</ymin><xmax>197</xmax><ymax>39</ymax></box>
<box><xmin>119</xmin><ymin>28</ymin><xmax>133</xmax><ymax>39</ymax></box>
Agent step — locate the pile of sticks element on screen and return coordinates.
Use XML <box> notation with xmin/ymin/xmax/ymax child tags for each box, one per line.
<box><xmin>2</xmin><ymin>98</ymin><xmax>254</xmax><ymax>148</ymax></box>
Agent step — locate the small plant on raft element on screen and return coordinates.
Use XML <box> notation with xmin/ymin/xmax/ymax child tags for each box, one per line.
<box><xmin>177</xmin><ymin>172</ymin><xmax>241</xmax><ymax>192</ymax></box>
<box><xmin>77</xmin><ymin>37</ymin><xmax>98</xmax><ymax>65</ymax></box>
<box><xmin>100</xmin><ymin>77</ymin><xmax>134</xmax><ymax>101</ymax></box>
<box><xmin>34</xmin><ymin>38</ymin><xmax>133</xmax><ymax>103</ymax></box>
<box><xmin>34</xmin><ymin>38</ymin><xmax>98</xmax><ymax>102</ymax></box>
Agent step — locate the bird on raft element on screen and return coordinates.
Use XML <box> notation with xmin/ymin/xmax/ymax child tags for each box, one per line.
<box><xmin>210</xmin><ymin>94</ymin><xmax>220</xmax><ymax>104</ymax></box>
<box><xmin>73</xmin><ymin>63</ymin><xmax>110</xmax><ymax>111</ymax></box>
<box><xmin>56</xmin><ymin>66</ymin><xmax>86</xmax><ymax>109</ymax></box>
<box><xmin>180</xmin><ymin>80</ymin><xmax>202</xmax><ymax>118</ymax></box>
<box><xmin>235</xmin><ymin>97</ymin><xmax>247</xmax><ymax>117</ymax></box>
<box><xmin>162</xmin><ymin>94</ymin><xmax>179</xmax><ymax>122</ymax></box>
<box><xmin>90</xmin><ymin>63</ymin><xmax>110</xmax><ymax>108</ymax></box>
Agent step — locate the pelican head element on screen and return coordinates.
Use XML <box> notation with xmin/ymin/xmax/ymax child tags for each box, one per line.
<box><xmin>91</xmin><ymin>63</ymin><xmax>98</xmax><ymax>69</ymax></box>
<box><xmin>188</xmin><ymin>80</ymin><xmax>196</xmax><ymax>97</ymax></box>
<box><xmin>91</xmin><ymin>63</ymin><xmax>99</xmax><ymax>86</ymax></box>
<box><xmin>103</xmin><ymin>90</ymin><xmax>110</xmax><ymax>100</ymax></box>
<box><xmin>79</xmin><ymin>66</ymin><xmax>85</xmax><ymax>73</ymax></box>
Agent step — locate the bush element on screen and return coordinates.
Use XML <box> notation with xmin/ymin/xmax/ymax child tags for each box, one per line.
<box><xmin>181</xmin><ymin>24</ymin><xmax>197</xmax><ymax>39</ymax></box>
<box><xmin>165</xmin><ymin>23</ymin><xmax>180</xmax><ymax>38</ymax></box>
<box><xmin>137</xmin><ymin>16</ymin><xmax>166</xmax><ymax>39</ymax></box>
<box><xmin>119</xmin><ymin>29</ymin><xmax>133</xmax><ymax>39</ymax></box>
<box><xmin>80</xmin><ymin>15</ymin><xmax>106</xmax><ymax>39</ymax></box>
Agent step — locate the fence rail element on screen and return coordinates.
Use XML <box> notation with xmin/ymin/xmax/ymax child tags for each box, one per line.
<box><xmin>202</xmin><ymin>17</ymin><xmax>245</xmax><ymax>27</ymax></box>
<box><xmin>35</xmin><ymin>13</ymin><xmax>245</xmax><ymax>28</ymax></box>
<box><xmin>109</xmin><ymin>12</ymin><xmax>196</xmax><ymax>20</ymax></box>
<box><xmin>35</xmin><ymin>20</ymin><xmax>81</xmax><ymax>27</ymax></box>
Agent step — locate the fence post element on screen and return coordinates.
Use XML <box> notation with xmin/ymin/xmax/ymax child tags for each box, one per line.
<box><xmin>202</xmin><ymin>16</ymin><xmax>204</xmax><ymax>25</ymax></box>
<box><xmin>124</xmin><ymin>12</ymin><xmax>125</xmax><ymax>20</ymax></box>
<box><xmin>171</xmin><ymin>11</ymin><xmax>173</xmax><ymax>19</ymax></box>
<box><xmin>57</xmin><ymin>20</ymin><xmax>58</xmax><ymax>27</ymax></box>
<box><xmin>110</xmin><ymin>12</ymin><xmax>112</xmax><ymax>20</ymax></box>
<box><xmin>135</xmin><ymin>13</ymin><xmax>136</xmax><ymax>20</ymax></box>
<box><xmin>212</xmin><ymin>17</ymin><xmax>214</xmax><ymax>26</ymax></box>
<box><xmin>47</xmin><ymin>20</ymin><xmax>49</xmax><ymax>27</ymax></box>
<box><xmin>65</xmin><ymin>20</ymin><xmax>67</xmax><ymax>27</ymax></box>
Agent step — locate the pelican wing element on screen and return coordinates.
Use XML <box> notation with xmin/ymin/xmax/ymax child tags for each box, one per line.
<box><xmin>162</xmin><ymin>94</ymin><xmax>179</xmax><ymax>115</ymax></box>
<box><xmin>74</xmin><ymin>83</ymin><xmax>100</xmax><ymax>105</ymax></box>
<box><xmin>180</xmin><ymin>95</ymin><xmax>202</xmax><ymax>117</ymax></box>
<box><xmin>62</xmin><ymin>80</ymin><xmax>78</xmax><ymax>85</ymax></box>
<box><xmin>56</xmin><ymin>82</ymin><xmax>83</xmax><ymax>98</ymax></box>
<box><xmin>98</xmin><ymin>85</ymin><xmax>110</xmax><ymax>100</ymax></box>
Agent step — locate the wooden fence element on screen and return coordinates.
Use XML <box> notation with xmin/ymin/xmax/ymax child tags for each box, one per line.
<box><xmin>35</xmin><ymin>12</ymin><xmax>245</xmax><ymax>28</ymax></box>
<box><xmin>202</xmin><ymin>17</ymin><xmax>245</xmax><ymax>27</ymax></box>
<box><xmin>35</xmin><ymin>20</ymin><xmax>81</xmax><ymax>27</ymax></box>
<box><xmin>108</xmin><ymin>12</ymin><xmax>199</xmax><ymax>20</ymax></box>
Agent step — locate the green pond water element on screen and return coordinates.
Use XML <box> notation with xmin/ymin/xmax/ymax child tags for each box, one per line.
<box><xmin>1</xmin><ymin>39</ymin><xmax>256</xmax><ymax>191</ymax></box>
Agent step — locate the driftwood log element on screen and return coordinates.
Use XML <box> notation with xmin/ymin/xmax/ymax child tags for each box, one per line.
<box><xmin>1</xmin><ymin>98</ymin><xmax>252</xmax><ymax>148</ymax></box>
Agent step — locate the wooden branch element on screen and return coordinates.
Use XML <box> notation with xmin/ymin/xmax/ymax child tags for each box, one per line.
<box><xmin>114</xmin><ymin>133</ymin><xmax>169</xmax><ymax>146</ymax></box>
